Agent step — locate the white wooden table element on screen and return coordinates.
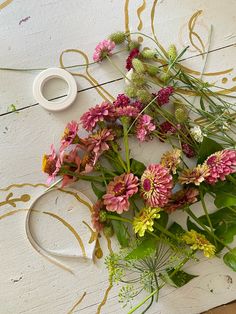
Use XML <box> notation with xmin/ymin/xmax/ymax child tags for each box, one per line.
<box><xmin>1</xmin><ymin>1</ymin><xmax>236</xmax><ymax>313</ymax></box>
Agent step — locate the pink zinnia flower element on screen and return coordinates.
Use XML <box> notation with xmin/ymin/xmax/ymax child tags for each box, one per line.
<box><xmin>103</xmin><ymin>173</ymin><xmax>139</xmax><ymax>214</ymax></box>
<box><xmin>116</xmin><ymin>105</ymin><xmax>140</xmax><ymax>118</ymax></box>
<box><xmin>93</xmin><ymin>39</ymin><xmax>116</xmax><ymax>62</ymax></box>
<box><xmin>126</xmin><ymin>48</ymin><xmax>140</xmax><ymax>70</ymax></box>
<box><xmin>83</xmin><ymin>128</ymin><xmax>115</xmax><ymax>162</ymax></box>
<box><xmin>135</xmin><ymin>114</ymin><xmax>156</xmax><ymax>142</ymax></box>
<box><xmin>91</xmin><ymin>200</ymin><xmax>105</xmax><ymax>232</ymax></box>
<box><xmin>80</xmin><ymin>102</ymin><xmax>114</xmax><ymax>131</ymax></box>
<box><xmin>141</xmin><ymin>164</ymin><xmax>173</xmax><ymax>207</ymax></box>
<box><xmin>154</xmin><ymin>86</ymin><xmax>174</xmax><ymax>106</ymax></box>
<box><xmin>60</xmin><ymin>120</ymin><xmax>79</xmax><ymax>151</ymax></box>
<box><xmin>42</xmin><ymin>144</ymin><xmax>60</xmax><ymax>184</ymax></box>
<box><xmin>181</xmin><ymin>143</ymin><xmax>196</xmax><ymax>158</ymax></box>
<box><xmin>59</xmin><ymin>148</ymin><xmax>81</xmax><ymax>187</ymax></box>
<box><xmin>204</xmin><ymin>149</ymin><xmax>236</xmax><ymax>184</ymax></box>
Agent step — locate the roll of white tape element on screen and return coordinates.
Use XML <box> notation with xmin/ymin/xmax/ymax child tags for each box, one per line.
<box><xmin>33</xmin><ymin>68</ymin><xmax>77</xmax><ymax>112</ymax></box>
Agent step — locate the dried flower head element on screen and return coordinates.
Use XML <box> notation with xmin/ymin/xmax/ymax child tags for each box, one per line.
<box><xmin>133</xmin><ymin>207</ymin><xmax>161</xmax><ymax>237</ymax></box>
<box><xmin>179</xmin><ymin>164</ymin><xmax>210</xmax><ymax>186</ymax></box>
<box><xmin>164</xmin><ymin>188</ymin><xmax>199</xmax><ymax>213</ymax></box>
<box><xmin>160</xmin><ymin>148</ymin><xmax>181</xmax><ymax>174</ymax></box>
<box><xmin>91</xmin><ymin>200</ymin><xmax>105</xmax><ymax>232</ymax></box>
<box><xmin>182</xmin><ymin>230</ymin><xmax>216</xmax><ymax>258</ymax></box>
<box><xmin>190</xmin><ymin>126</ymin><xmax>204</xmax><ymax>143</ymax></box>
<box><xmin>109</xmin><ymin>31</ymin><xmax>126</xmax><ymax>44</ymax></box>
<box><xmin>60</xmin><ymin>121</ymin><xmax>79</xmax><ymax>151</ymax></box>
<box><xmin>42</xmin><ymin>145</ymin><xmax>61</xmax><ymax>184</ymax></box>
<box><xmin>141</xmin><ymin>164</ymin><xmax>173</xmax><ymax>207</ymax></box>
<box><xmin>126</xmin><ymin>48</ymin><xmax>139</xmax><ymax>70</ymax></box>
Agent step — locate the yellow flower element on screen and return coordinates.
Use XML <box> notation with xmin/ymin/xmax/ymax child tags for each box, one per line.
<box><xmin>179</xmin><ymin>164</ymin><xmax>210</xmax><ymax>186</ymax></box>
<box><xmin>182</xmin><ymin>230</ymin><xmax>216</xmax><ymax>258</ymax></box>
<box><xmin>133</xmin><ymin>207</ymin><xmax>161</xmax><ymax>237</ymax></box>
<box><xmin>160</xmin><ymin>148</ymin><xmax>181</xmax><ymax>174</ymax></box>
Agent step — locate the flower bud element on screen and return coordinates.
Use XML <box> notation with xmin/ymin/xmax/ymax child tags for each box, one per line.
<box><xmin>146</xmin><ymin>64</ymin><xmax>159</xmax><ymax>76</ymax></box>
<box><xmin>128</xmin><ymin>40</ymin><xmax>141</xmax><ymax>51</ymax></box>
<box><xmin>159</xmin><ymin>72</ymin><xmax>171</xmax><ymax>83</ymax></box>
<box><xmin>132</xmin><ymin>58</ymin><xmax>145</xmax><ymax>74</ymax></box>
<box><xmin>141</xmin><ymin>49</ymin><xmax>157</xmax><ymax>59</ymax></box>
<box><xmin>125</xmin><ymin>86</ymin><xmax>137</xmax><ymax>98</ymax></box>
<box><xmin>137</xmin><ymin>89</ymin><xmax>152</xmax><ymax>104</ymax></box>
<box><xmin>131</xmin><ymin>72</ymin><xmax>146</xmax><ymax>86</ymax></box>
<box><xmin>168</xmin><ymin>44</ymin><xmax>177</xmax><ymax>62</ymax></box>
<box><xmin>109</xmin><ymin>31</ymin><xmax>126</xmax><ymax>44</ymax></box>
<box><xmin>175</xmin><ymin>108</ymin><xmax>188</xmax><ymax>123</ymax></box>
<box><xmin>99</xmin><ymin>210</ymin><xmax>107</xmax><ymax>222</ymax></box>
<box><xmin>103</xmin><ymin>225</ymin><xmax>114</xmax><ymax>238</ymax></box>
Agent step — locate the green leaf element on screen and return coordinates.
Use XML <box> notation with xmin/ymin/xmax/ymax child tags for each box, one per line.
<box><xmin>125</xmin><ymin>237</ymin><xmax>157</xmax><ymax>260</ymax></box>
<box><xmin>162</xmin><ymin>269</ymin><xmax>198</xmax><ymax>287</ymax></box>
<box><xmin>199</xmin><ymin>207</ymin><xmax>236</xmax><ymax>244</ymax></box>
<box><xmin>214</xmin><ymin>191</ymin><xmax>236</xmax><ymax>209</ymax></box>
<box><xmin>91</xmin><ymin>182</ymin><xmax>105</xmax><ymax>199</ymax></box>
<box><xmin>223</xmin><ymin>248</ymin><xmax>236</xmax><ymax>271</ymax></box>
<box><xmin>158</xmin><ymin>211</ymin><xmax>169</xmax><ymax>228</ymax></box>
<box><xmin>130</xmin><ymin>158</ymin><xmax>146</xmax><ymax>177</ymax></box>
<box><xmin>112</xmin><ymin>220</ymin><xmax>129</xmax><ymax>247</ymax></box>
<box><xmin>168</xmin><ymin>222</ymin><xmax>185</xmax><ymax>236</ymax></box>
<box><xmin>200</xmin><ymin>97</ymin><xmax>205</xmax><ymax>110</ymax></box>
<box><xmin>197</xmin><ymin>137</ymin><xmax>223</xmax><ymax>164</ymax></box>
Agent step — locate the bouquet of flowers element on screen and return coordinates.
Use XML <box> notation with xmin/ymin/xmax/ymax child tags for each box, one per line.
<box><xmin>42</xmin><ymin>30</ymin><xmax>236</xmax><ymax>313</ymax></box>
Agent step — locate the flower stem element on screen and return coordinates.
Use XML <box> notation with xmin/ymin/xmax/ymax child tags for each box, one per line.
<box><xmin>199</xmin><ymin>190</ymin><xmax>217</xmax><ymax>246</ymax></box>
<box><xmin>106</xmin><ymin>214</ymin><xmax>132</xmax><ymax>224</ymax></box>
<box><xmin>60</xmin><ymin>170</ymin><xmax>105</xmax><ymax>183</ymax></box>
<box><xmin>228</xmin><ymin>175</ymin><xmax>236</xmax><ymax>185</ymax></box>
<box><xmin>122</xmin><ymin>120</ymin><xmax>131</xmax><ymax>173</ymax></box>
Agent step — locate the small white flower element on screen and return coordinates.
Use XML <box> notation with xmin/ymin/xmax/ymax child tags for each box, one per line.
<box><xmin>190</xmin><ymin>126</ymin><xmax>204</xmax><ymax>143</ymax></box>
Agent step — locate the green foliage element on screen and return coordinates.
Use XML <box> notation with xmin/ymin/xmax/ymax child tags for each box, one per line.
<box><xmin>112</xmin><ymin>220</ymin><xmax>130</xmax><ymax>247</ymax></box>
<box><xmin>125</xmin><ymin>237</ymin><xmax>158</xmax><ymax>260</ymax></box>
<box><xmin>199</xmin><ymin>207</ymin><xmax>236</xmax><ymax>245</ymax></box>
<box><xmin>91</xmin><ymin>182</ymin><xmax>105</xmax><ymax>199</ymax></box>
<box><xmin>168</xmin><ymin>222</ymin><xmax>185</xmax><ymax>236</ymax></box>
<box><xmin>223</xmin><ymin>248</ymin><xmax>236</xmax><ymax>272</ymax></box>
<box><xmin>162</xmin><ymin>269</ymin><xmax>198</xmax><ymax>287</ymax></box>
<box><xmin>130</xmin><ymin>158</ymin><xmax>146</xmax><ymax>177</ymax></box>
<box><xmin>197</xmin><ymin>137</ymin><xmax>223</xmax><ymax>164</ymax></box>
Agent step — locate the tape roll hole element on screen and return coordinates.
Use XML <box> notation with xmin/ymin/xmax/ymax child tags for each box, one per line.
<box><xmin>42</xmin><ymin>76</ymin><xmax>69</xmax><ymax>102</ymax></box>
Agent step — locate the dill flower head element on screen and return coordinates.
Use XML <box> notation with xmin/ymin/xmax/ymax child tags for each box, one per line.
<box><xmin>182</xmin><ymin>230</ymin><xmax>216</xmax><ymax>258</ymax></box>
<box><xmin>179</xmin><ymin>164</ymin><xmax>210</xmax><ymax>186</ymax></box>
<box><xmin>160</xmin><ymin>148</ymin><xmax>181</xmax><ymax>174</ymax></box>
<box><xmin>133</xmin><ymin>207</ymin><xmax>162</xmax><ymax>237</ymax></box>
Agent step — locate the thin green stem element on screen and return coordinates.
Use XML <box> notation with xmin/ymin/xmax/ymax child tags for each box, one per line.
<box><xmin>122</xmin><ymin>120</ymin><xmax>131</xmax><ymax>172</ymax></box>
<box><xmin>200</xmin><ymin>190</ymin><xmax>216</xmax><ymax>246</ymax></box>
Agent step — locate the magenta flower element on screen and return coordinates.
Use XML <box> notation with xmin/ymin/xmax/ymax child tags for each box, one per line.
<box><xmin>103</xmin><ymin>173</ymin><xmax>139</xmax><ymax>214</ymax></box>
<box><xmin>116</xmin><ymin>105</ymin><xmax>140</xmax><ymax>118</ymax></box>
<box><xmin>83</xmin><ymin>129</ymin><xmax>115</xmax><ymax>162</ymax></box>
<box><xmin>42</xmin><ymin>144</ymin><xmax>60</xmax><ymax>184</ymax></box>
<box><xmin>126</xmin><ymin>48</ymin><xmax>140</xmax><ymax>70</ymax></box>
<box><xmin>135</xmin><ymin>114</ymin><xmax>156</xmax><ymax>142</ymax></box>
<box><xmin>91</xmin><ymin>200</ymin><xmax>105</xmax><ymax>232</ymax></box>
<box><xmin>113</xmin><ymin>94</ymin><xmax>130</xmax><ymax>107</ymax></box>
<box><xmin>155</xmin><ymin>86</ymin><xmax>174</xmax><ymax>106</ymax></box>
<box><xmin>93</xmin><ymin>39</ymin><xmax>116</xmax><ymax>62</ymax></box>
<box><xmin>141</xmin><ymin>164</ymin><xmax>173</xmax><ymax>207</ymax></box>
<box><xmin>181</xmin><ymin>143</ymin><xmax>196</xmax><ymax>158</ymax></box>
<box><xmin>204</xmin><ymin>149</ymin><xmax>236</xmax><ymax>184</ymax></box>
<box><xmin>80</xmin><ymin>102</ymin><xmax>114</xmax><ymax>131</ymax></box>
<box><xmin>60</xmin><ymin>120</ymin><xmax>79</xmax><ymax>151</ymax></box>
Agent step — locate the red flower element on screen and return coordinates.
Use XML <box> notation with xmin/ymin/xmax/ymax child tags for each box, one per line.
<box><xmin>126</xmin><ymin>48</ymin><xmax>140</xmax><ymax>70</ymax></box>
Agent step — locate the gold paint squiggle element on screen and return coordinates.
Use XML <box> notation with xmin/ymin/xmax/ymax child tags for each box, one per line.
<box><xmin>188</xmin><ymin>10</ymin><xmax>205</xmax><ymax>56</ymax></box>
<box><xmin>179</xmin><ymin>64</ymin><xmax>233</xmax><ymax>77</ymax></box>
<box><xmin>82</xmin><ymin>220</ymin><xmax>97</xmax><ymax>244</ymax></box>
<box><xmin>96</xmin><ymin>282</ymin><xmax>113</xmax><ymax>314</ymax></box>
<box><xmin>137</xmin><ymin>0</ymin><xmax>146</xmax><ymax>42</ymax></box>
<box><xmin>0</xmin><ymin>183</ymin><xmax>47</xmax><ymax>192</ymax></box>
<box><xmin>58</xmin><ymin>188</ymin><xmax>92</xmax><ymax>213</ymax></box>
<box><xmin>60</xmin><ymin>49</ymin><xmax>114</xmax><ymax>102</ymax></box>
<box><xmin>124</xmin><ymin>0</ymin><xmax>130</xmax><ymax>40</ymax></box>
<box><xmin>0</xmin><ymin>0</ymin><xmax>14</xmax><ymax>10</ymax></box>
<box><xmin>43</xmin><ymin>211</ymin><xmax>86</xmax><ymax>258</ymax></box>
<box><xmin>105</xmin><ymin>235</ymin><xmax>113</xmax><ymax>255</ymax></box>
<box><xmin>67</xmin><ymin>292</ymin><xmax>86</xmax><ymax>314</ymax></box>
<box><xmin>150</xmin><ymin>0</ymin><xmax>168</xmax><ymax>57</ymax></box>
<box><xmin>0</xmin><ymin>192</ymin><xmax>30</xmax><ymax>208</ymax></box>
